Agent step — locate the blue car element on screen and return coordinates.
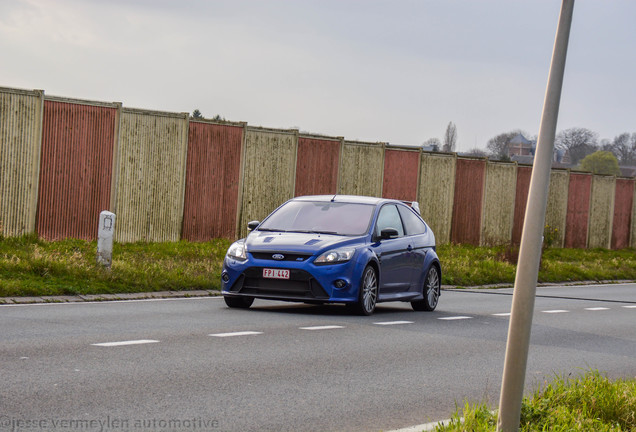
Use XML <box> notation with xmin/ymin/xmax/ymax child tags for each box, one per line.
<box><xmin>221</xmin><ymin>195</ymin><xmax>441</xmax><ymax>315</ymax></box>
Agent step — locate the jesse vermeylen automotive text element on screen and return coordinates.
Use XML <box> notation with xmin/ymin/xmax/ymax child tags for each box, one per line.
<box><xmin>0</xmin><ymin>415</ymin><xmax>220</xmax><ymax>431</ymax></box>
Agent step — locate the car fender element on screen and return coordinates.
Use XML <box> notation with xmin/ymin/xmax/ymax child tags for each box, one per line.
<box><xmin>354</xmin><ymin>246</ymin><xmax>381</xmax><ymax>283</ymax></box>
<box><xmin>416</xmin><ymin>248</ymin><xmax>441</xmax><ymax>295</ymax></box>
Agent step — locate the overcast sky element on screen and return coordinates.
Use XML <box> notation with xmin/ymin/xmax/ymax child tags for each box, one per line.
<box><xmin>1</xmin><ymin>0</ymin><xmax>634</xmax><ymax>151</ymax></box>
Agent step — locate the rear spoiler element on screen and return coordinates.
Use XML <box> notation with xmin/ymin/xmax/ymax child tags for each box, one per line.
<box><xmin>402</xmin><ymin>201</ymin><xmax>421</xmax><ymax>215</ymax></box>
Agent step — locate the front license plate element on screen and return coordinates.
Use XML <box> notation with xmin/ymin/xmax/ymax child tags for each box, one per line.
<box><xmin>263</xmin><ymin>268</ymin><xmax>290</xmax><ymax>279</ymax></box>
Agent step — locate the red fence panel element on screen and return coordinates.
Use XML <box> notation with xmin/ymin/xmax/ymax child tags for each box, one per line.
<box><xmin>182</xmin><ymin>122</ymin><xmax>243</xmax><ymax>241</ymax></box>
<box><xmin>36</xmin><ymin>99</ymin><xmax>117</xmax><ymax>240</ymax></box>
<box><xmin>611</xmin><ymin>178</ymin><xmax>635</xmax><ymax>249</ymax></box>
<box><xmin>512</xmin><ymin>166</ymin><xmax>532</xmax><ymax>244</ymax></box>
<box><xmin>382</xmin><ymin>149</ymin><xmax>419</xmax><ymax>201</ymax></box>
<box><xmin>295</xmin><ymin>137</ymin><xmax>340</xmax><ymax>196</ymax></box>
<box><xmin>564</xmin><ymin>173</ymin><xmax>592</xmax><ymax>248</ymax></box>
<box><xmin>451</xmin><ymin>158</ymin><xmax>486</xmax><ymax>245</ymax></box>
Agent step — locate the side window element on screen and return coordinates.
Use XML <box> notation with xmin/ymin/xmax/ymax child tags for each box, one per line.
<box><xmin>397</xmin><ymin>205</ymin><xmax>427</xmax><ymax>235</ymax></box>
<box><xmin>375</xmin><ymin>205</ymin><xmax>405</xmax><ymax>237</ymax></box>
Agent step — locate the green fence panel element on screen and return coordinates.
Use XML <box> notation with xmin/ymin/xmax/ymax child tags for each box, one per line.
<box><xmin>587</xmin><ymin>175</ymin><xmax>616</xmax><ymax>249</ymax></box>
<box><xmin>481</xmin><ymin>162</ymin><xmax>517</xmax><ymax>246</ymax></box>
<box><xmin>418</xmin><ymin>153</ymin><xmax>456</xmax><ymax>244</ymax></box>
<box><xmin>0</xmin><ymin>87</ymin><xmax>43</xmax><ymax>237</ymax></box>
<box><xmin>544</xmin><ymin>170</ymin><xmax>569</xmax><ymax>248</ymax></box>
<box><xmin>237</xmin><ymin>127</ymin><xmax>298</xmax><ymax>238</ymax></box>
<box><xmin>113</xmin><ymin>109</ymin><xmax>189</xmax><ymax>243</ymax></box>
<box><xmin>337</xmin><ymin>141</ymin><xmax>384</xmax><ymax>197</ymax></box>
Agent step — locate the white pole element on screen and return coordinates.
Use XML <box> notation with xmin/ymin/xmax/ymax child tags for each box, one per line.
<box><xmin>497</xmin><ymin>1</ymin><xmax>574</xmax><ymax>431</ymax></box>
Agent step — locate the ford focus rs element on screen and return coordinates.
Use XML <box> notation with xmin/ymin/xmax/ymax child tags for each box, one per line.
<box><xmin>221</xmin><ymin>195</ymin><xmax>441</xmax><ymax>315</ymax></box>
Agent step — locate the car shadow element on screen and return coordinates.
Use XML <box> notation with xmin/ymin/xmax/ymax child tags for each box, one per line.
<box><xmin>248</xmin><ymin>302</ymin><xmax>414</xmax><ymax>316</ymax></box>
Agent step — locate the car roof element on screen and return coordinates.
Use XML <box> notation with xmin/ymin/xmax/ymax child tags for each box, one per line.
<box><xmin>291</xmin><ymin>195</ymin><xmax>400</xmax><ymax>206</ymax></box>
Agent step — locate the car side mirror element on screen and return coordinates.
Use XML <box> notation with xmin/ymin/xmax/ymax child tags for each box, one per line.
<box><xmin>247</xmin><ymin>221</ymin><xmax>260</xmax><ymax>231</ymax></box>
<box><xmin>380</xmin><ymin>227</ymin><xmax>399</xmax><ymax>240</ymax></box>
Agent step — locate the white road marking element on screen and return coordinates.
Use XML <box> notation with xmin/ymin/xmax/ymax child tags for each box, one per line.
<box><xmin>623</xmin><ymin>305</ymin><xmax>636</xmax><ymax>309</ymax></box>
<box><xmin>541</xmin><ymin>309</ymin><xmax>569</xmax><ymax>314</ymax></box>
<box><xmin>584</xmin><ymin>307</ymin><xmax>610</xmax><ymax>311</ymax></box>
<box><xmin>209</xmin><ymin>331</ymin><xmax>263</xmax><ymax>337</ymax></box>
<box><xmin>91</xmin><ymin>339</ymin><xmax>159</xmax><ymax>347</ymax></box>
<box><xmin>438</xmin><ymin>316</ymin><xmax>472</xmax><ymax>321</ymax></box>
<box><xmin>374</xmin><ymin>321</ymin><xmax>414</xmax><ymax>326</ymax></box>
<box><xmin>492</xmin><ymin>312</ymin><xmax>511</xmax><ymax>317</ymax></box>
<box><xmin>299</xmin><ymin>325</ymin><xmax>344</xmax><ymax>331</ymax></box>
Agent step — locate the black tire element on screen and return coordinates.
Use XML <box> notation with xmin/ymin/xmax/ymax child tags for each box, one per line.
<box><xmin>352</xmin><ymin>266</ymin><xmax>378</xmax><ymax>316</ymax></box>
<box><xmin>411</xmin><ymin>265</ymin><xmax>440</xmax><ymax>311</ymax></box>
<box><xmin>224</xmin><ymin>295</ymin><xmax>254</xmax><ymax>309</ymax></box>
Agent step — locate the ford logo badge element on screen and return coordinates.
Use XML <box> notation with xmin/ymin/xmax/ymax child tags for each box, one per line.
<box><xmin>272</xmin><ymin>254</ymin><xmax>285</xmax><ymax>260</ymax></box>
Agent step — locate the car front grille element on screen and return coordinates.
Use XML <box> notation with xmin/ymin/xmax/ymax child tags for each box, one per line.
<box><xmin>228</xmin><ymin>267</ymin><xmax>329</xmax><ymax>300</ymax></box>
<box><xmin>249</xmin><ymin>252</ymin><xmax>312</xmax><ymax>262</ymax></box>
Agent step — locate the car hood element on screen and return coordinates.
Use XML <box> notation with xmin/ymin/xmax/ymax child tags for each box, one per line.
<box><xmin>245</xmin><ymin>231</ymin><xmax>365</xmax><ymax>254</ymax></box>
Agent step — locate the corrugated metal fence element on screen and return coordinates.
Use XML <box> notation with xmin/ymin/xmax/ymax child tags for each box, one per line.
<box><xmin>182</xmin><ymin>120</ymin><xmax>245</xmax><ymax>241</ymax></box>
<box><xmin>295</xmin><ymin>135</ymin><xmax>341</xmax><ymax>197</ymax></box>
<box><xmin>1</xmin><ymin>86</ymin><xmax>635</xmax><ymax>249</ymax></box>
<box><xmin>37</xmin><ymin>97</ymin><xmax>118</xmax><ymax>240</ymax></box>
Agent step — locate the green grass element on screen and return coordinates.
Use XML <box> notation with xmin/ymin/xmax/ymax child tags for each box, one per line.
<box><xmin>435</xmin><ymin>370</ymin><xmax>636</xmax><ymax>431</ymax></box>
<box><xmin>0</xmin><ymin>235</ymin><xmax>634</xmax><ymax>297</ymax></box>
<box><xmin>437</xmin><ymin>244</ymin><xmax>636</xmax><ymax>287</ymax></box>
<box><xmin>0</xmin><ymin>234</ymin><xmax>231</xmax><ymax>297</ymax></box>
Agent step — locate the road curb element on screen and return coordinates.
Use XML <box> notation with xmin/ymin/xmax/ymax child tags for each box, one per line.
<box><xmin>0</xmin><ymin>290</ymin><xmax>222</xmax><ymax>304</ymax></box>
<box><xmin>0</xmin><ymin>280</ymin><xmax>631</xmax><ymax>305</ymax></box>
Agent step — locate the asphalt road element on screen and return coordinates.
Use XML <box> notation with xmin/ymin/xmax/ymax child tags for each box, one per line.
<box><xmin>1</xmin><ymin>283</ymin><xmax>635</xmax><ymax>432</ymax></box>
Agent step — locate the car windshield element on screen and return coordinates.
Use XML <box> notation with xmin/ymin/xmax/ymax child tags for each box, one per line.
<box><xmin>258</xmin><ymin>201</ymin><xmax>375</xmax><ymax>236</ymax></box>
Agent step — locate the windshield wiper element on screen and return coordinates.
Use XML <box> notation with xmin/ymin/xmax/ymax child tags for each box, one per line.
<box><xmin>290</xmin><ymin>229</ymin><xmax>340</xmax><ymax>235</ymax></box>
<box><xmin>257</xmin><ymin>228</ymin><xmax>287</xmax><ymax>232</ymax></box>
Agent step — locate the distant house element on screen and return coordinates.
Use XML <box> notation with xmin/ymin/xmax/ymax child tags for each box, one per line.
<box><xmin>508</xmin><ymin>133</ymin><xmax>571</xmax><ymax>167</ymax></box>
<box><xmin>508</xmin><ymin>134</ymin><xmax>534</xmax><ymax>157</ymax></box>
<box><xmin>421</xmin><ymin>143</ymin><xmax>439</xmax><ymax>152</ymax></box>
<box><xmin>620</xmin><ymin>165</ymin><xmax>636</xmax><ymax>178</ymax></box>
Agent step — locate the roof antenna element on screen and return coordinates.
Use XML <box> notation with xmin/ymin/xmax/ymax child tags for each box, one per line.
<box><xmin>330</xmin><ymin>194</ymin><xmax>337</xmax><ymax>202</ymax></box>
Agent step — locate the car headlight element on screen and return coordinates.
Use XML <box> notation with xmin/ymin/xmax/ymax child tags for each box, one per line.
<box><xmin>315</xmin><ymin>248</ymin><xmax>355</xmax><ymax>264</ymax></box>
<box><xmin>226</xmin><ymin>241</ymin><xmax>247</xmax><ymax>261</ymax></box>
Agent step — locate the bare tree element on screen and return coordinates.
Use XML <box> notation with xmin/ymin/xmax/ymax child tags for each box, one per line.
<box><xmin>555</xmin><ymin>127</ymin><xmax>598</xmax><ymax>165</ymax></box>
<box><xmin>443</xmin><ymin>122</ymin><xmax>457</xmax><ymax>152</ymax></box>
<box><xmin>605</xmin><ymin>133</ymin><xmax>636</xmax><ymax>165</ymax></box>
<box><xmin>464</xmin><ymin>147</ymin><xmax>488</xmax><ymax>157</ymax></box>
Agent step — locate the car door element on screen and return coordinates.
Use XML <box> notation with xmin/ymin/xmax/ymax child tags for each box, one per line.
<box><xmin>373</xmin><ymin>204</ymin><xmax>412</xmax><ymax>295</ymax></box>
<box><xmin>397</xmin><ymin>204</ymin><xmax>430</xmax><ymax>290</ymax></box>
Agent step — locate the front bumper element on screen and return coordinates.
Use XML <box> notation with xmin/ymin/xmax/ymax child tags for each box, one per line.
<box><xmin>221</xmin><ymin>256</ymin><xmax>363</xmax><ymax>303</ymax></box>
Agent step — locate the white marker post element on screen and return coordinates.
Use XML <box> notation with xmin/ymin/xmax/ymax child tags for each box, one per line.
<box><xmin>97</xmin><ymin>210</ymin><xmax>116</xmax><ymax>269</ymax></box>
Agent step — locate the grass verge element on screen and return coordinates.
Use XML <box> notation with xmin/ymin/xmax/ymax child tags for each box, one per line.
<box><xmin>0</xmin><ymin>234</ymin><xmax>231</xmax><ymax>297</ymax></box>
<box><xmin>0</xmin><ymin>235</ymin><xmax>634</xmax><ymax>297</ymax></box>
<box><xmin>438</xmin><ymin>243</ymin><xmax>636</xmax><ymax>287</ymax></box>
<box><xmin>435</xmin><ymin>370</ymin><xmax>636</xmax><ymax>431</ymax></box>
